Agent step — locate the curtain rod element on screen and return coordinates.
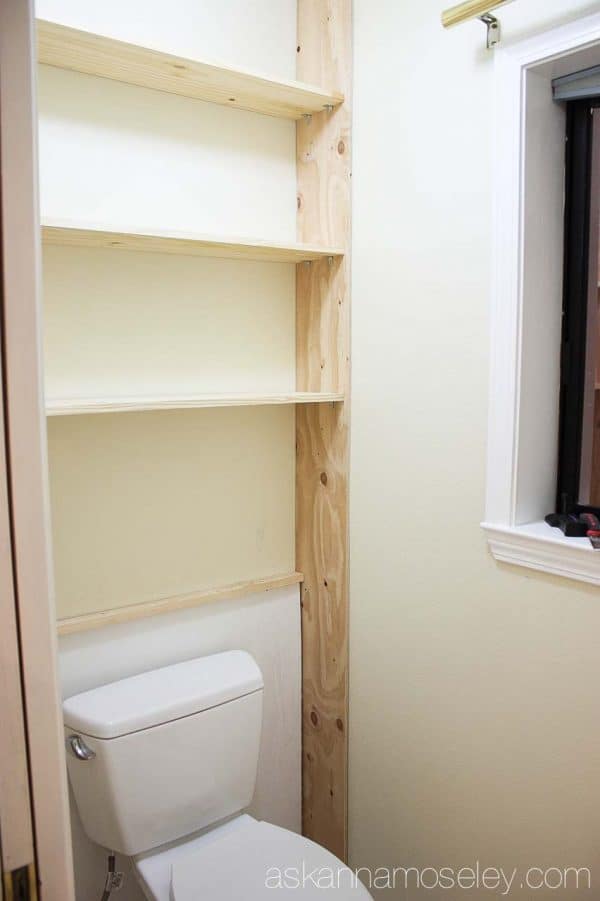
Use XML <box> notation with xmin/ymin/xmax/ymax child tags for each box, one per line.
<box><xmin>441</xmin><ymin>0</ymin><xmax>514</xmax><ymax>48</ymax></box>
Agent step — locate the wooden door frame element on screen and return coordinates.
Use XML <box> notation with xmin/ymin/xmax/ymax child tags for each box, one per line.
<box><xmin>0</xmin><ymin>345</ymin><xmax>37</xmax><ymax>901</ymax></box>
<box><xmin>0</xmin><ymin>1</ymin><xmax>75</xmax><ymax>897</ymax></box>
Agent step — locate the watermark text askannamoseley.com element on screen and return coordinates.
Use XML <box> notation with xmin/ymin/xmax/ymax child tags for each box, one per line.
<box><xmin>265</xmin><ymin>862</ymin><xmax>592</xmax><ymax>894</ymax></box>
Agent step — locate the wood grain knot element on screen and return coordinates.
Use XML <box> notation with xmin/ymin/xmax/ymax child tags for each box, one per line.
<box><xmin>336</xmin><ymin>718</ymin><xmax>344</xmax><ymax>732</ymax></box>
<box><xmin>310</xmin><ymin>710</ymin><xmax>319</xmax><ymax>727</ymax></box>
<box><xmin>320</xmin><ymin>471</ymin><xmax>328</xmax><ymax>486</ymax></box>
<box><xmin>337</xmin><ymin>140</ymin><xmax>345</xmax><ymax>155</ymax></box>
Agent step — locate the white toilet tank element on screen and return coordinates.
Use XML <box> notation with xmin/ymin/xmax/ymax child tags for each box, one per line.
<box><xmin>63</xmin><ymin>651</ymin><xmax>264</xmax><ymax>856</ymax></box>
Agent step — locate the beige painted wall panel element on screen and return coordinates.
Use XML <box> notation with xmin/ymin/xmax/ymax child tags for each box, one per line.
<box><xmin>48</xmin><ymin>406</ymin><xmax>295</xmax><ymax>619</ymax></box>
<box><xmin>37</xmin><ymin>64</ymin><xmax>296</xmax><ymax>240</ymax></box>
<box><xmin>43</xmin><ymin>245</ymin><xmax>295</xmax><ymax>398</ymax></box>
<box><xmin>350</xmin><ymin>0</ymin><xmax>600</xmax><ymax>895</ymax></box>
<box><xmin>36</xmin><ymin>0</ymin><xmax>297</xmax><ymax>80</ymax></box>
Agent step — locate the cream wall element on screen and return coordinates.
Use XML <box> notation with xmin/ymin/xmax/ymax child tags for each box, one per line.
<box><xmin>37</xmin><ymin>1</ymin><xmax>298</xmax><ymax>619</ymax></box>
<box><xmin>349</xmin><ymin>1</ymin><xmax>600</xmax><ymax>898</ymax></box>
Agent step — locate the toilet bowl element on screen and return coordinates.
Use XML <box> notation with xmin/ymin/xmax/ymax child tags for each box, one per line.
<box><xmin>135</xmin><ymin>814</ymin><xmax>370</xmax><ymax>899</ymax></box>
<box><xmin>63</xmin><ymin>651</ymin><xmax>372</xmax><ymax>899</ymax></box>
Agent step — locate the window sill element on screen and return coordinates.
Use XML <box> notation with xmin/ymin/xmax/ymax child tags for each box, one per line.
<box><xmin>481</xmin><ymin>521</ymin><xmax>600</xmax><ymax>586</ymax></box>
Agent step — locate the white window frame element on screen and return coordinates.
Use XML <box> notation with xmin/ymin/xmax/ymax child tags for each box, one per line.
<box><xmin>482</xmin><ymin>12</ymin><xmax>600</xmax><ymax>586</ymax></box>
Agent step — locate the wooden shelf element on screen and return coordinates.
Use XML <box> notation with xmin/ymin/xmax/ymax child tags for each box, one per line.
<box><xmin>37</xmin><ymin>20</ymin><xmax>344</xmax><ymax>120</ymax></box>
<box><xmin>57</xmin><ymin>571</ymin><xmax>304</xmax><ymax>636</ymax></box>
<box><xmin>42</xmin><ymin>220</ymin><xmax>344</xmax><ymax>264</ymax></box>
<box><xmin>46</xmin><ymin>392</ymin><xmax>344</xmax><ymax>417</ymax></box>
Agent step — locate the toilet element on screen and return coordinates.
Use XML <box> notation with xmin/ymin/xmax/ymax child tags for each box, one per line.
<box><xmin>63</xmin><ymin>651</ymin><xmax>372</xmax><ymax>899</ymax></box>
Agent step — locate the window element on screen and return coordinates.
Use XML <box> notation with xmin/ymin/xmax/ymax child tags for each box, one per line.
<box><xmin>557</xmin><ymin>98</ymin><xmax>600</xmax><ymax>514</ymax></box>
<box><xmin>482</xmin><ymin>12</ymin><xmax>600</xmax><ymax>587</ymax></box>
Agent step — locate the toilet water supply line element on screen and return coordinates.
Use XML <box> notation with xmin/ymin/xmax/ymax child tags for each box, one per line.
<box><xmin>100</xmin><ymin>852</ymin><xmax>123</xmax><ymax>900</ymax></box>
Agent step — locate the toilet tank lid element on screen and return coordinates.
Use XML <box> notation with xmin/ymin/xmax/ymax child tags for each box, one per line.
<box><xmin>63</xmin><ymin>651</ymin><xmax>263</xmax><ymax>739</ymax></box>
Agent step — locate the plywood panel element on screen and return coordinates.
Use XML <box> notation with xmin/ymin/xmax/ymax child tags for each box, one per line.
<box><xmin>47</xmin><ymin>407</ymin><xmax>296</xmax><ymax>619</ymax></box>
<box><xmin>47</xmin><ymin>393</ymin><xmax>344</xmax><ymax>416</ymax></box>
<box><xmin>38</xmin><ymin>20</ymin><xmax>343</xmax><ymax>120</ymax></box>
<box><xmin>296</xmin><ymin>0</ymin><xmax>352</xmax><ymax>863</ymax></box>
<box><xmin>42</xmin><ymin>221</ymin><xmax>344</xmax><ymax>264</ymax></box>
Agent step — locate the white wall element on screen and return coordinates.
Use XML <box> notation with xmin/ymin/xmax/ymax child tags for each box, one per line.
<box><xmin>349</xmin><ymin>1</ymin><xmax>600</xmax><ymax>898</ymax></box>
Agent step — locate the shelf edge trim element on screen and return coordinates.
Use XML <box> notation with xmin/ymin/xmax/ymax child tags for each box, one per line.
<box><xmin>57</xmin><ymin>571</ymin><xmax>304</xmax><ymax>635</ymax></box>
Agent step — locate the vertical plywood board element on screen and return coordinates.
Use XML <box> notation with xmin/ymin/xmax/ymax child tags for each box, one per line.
<box><xmin>296</xmin><ymin>0</ymin><xmax>351</xmax><ymax>861</ymax></box>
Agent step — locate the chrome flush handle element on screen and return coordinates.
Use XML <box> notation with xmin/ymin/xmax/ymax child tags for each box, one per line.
<box><xmin>67</xmin><ymin>734</ymin><xmax>96</xmax><ymax>761</ymax></box>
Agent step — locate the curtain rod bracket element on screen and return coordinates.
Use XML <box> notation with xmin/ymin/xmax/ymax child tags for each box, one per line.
<box><xmin>441</xmin><ymin>1</ymin><xmax>512</xmax><ymax>44</ymax></box>
<box><xmin>479</xmin><ymin>13</ymin><xmax>501</xmax><ymax>49</ymax></box>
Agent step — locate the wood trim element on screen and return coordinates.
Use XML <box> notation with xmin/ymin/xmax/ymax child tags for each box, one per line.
<box><xmin>37</xmin><ymin>19</ymin><xmax>344</xmax><ymax>121</ymax></box>
<box><xmin>0</xmin><ymin>1</ymin><xmax>75</xmax><ymax>897</ymax></box>
<box><xmin>42</xmin><ymin>220</ymin><xmax>344</xmax><ymax>264</ymax></box>
<box><xmin>296</xmin><ymin>0</ymin><xmax>351</xmax><ymax>862</ymax></box>
<box><xmin>57</xmin><ymin>572</ymin><xmax>304</xmax><ymax>636</ymax></box>
<box><xmin>46</xmin><ymin>393</ymin><xmax>344</xmax><ymax>416</ymax></box>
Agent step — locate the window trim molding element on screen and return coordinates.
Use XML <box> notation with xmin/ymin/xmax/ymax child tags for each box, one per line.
<box><xmin>483</xmin><ymin>522</ymin><xmax>600</xmax><ymax>586</ymax></box>
<box><xmin>483</xmin><ymin>11</ymin><xmax>600</xmax><ymax>586</ymax></box>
